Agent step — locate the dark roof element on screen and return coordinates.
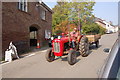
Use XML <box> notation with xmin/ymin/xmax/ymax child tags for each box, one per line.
<box><xmin>96</xmin><ymin>21</ymin><xmax>106</xmax><ymax>25</ymax></box>
<box><xmin>41</xmin><ymin>2</ymin><xmax>53</xmax><ymax>13</ymax></box>
<box><xmin>95</xmin><ymin>17</ymin><xmax>106</xmax><ymax>25</ymax></box>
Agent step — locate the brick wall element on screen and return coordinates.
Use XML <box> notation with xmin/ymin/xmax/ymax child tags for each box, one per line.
<box><xmin>2</xmin><ymin>2</ymin><xmax>52</xmax><ymax>58</ymax></box>
<box><xmin>0</xmin><ymin>1</ymin><xmax>2</xmax><ymax>60</ymax></box>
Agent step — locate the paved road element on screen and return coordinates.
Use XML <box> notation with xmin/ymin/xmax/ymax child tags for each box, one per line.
<box><xmin>2</xmin><ymin>33</ymin><xmax>118</xmax><ymax>78</ymax></box>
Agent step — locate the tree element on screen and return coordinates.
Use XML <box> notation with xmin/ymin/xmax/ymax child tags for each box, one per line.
<box><xmin>70</xmin><ymin>1</ymin><xmax>95</xmax><ymax>31</ymax></box>
<box><xmin>99</xmin><ymin>26</ymin><xmax>106</xmax><ymax>35</ymax></box>
<box><xmin>52</xmin><ymin>1</ymin><xmax>96</xmax><ymax>34</ymax></box>
<box><xmin>52</xmin><ymin>1</ymin><xmax>70</xmax><ymax>32</ymax></box>
<box><xmin>82</xmin><ymin>22</ymin><xmax>106</xmax><ymax>35</ymax></box>
<box><xmin>54</xmin><ymin>20</ymin><xmax>77</xmax><ymax>35</ymax></box>
<box><xmin>82</xmin><ymin>23</ymin><xmax>100</xmax><ymax>34</ymax></box>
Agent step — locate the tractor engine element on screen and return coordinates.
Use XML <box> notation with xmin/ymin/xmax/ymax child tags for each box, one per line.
<box><xmin>52</xmin><ymin>36</ymin><xmax>72</xmax><ymax>56</ymax></box>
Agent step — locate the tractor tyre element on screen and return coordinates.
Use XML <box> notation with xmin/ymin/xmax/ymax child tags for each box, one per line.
<box><xmin>68</xmin><ymin>50</ymin><xmax>77</xmax><ymax>65</ymax></box>
<box><xmin>79</xmin><ymin>36</ymin><xmax>89</xmax><ymax>57</ymax></box>
<box><xmin>46</xmin><ymin>48</ymin><xmax>55</xmax><ymax>62</ymax></box>
<box><xmin>95</xmin><ymin>40</ymin><xmax>99</xmax><ymax>48</ymax></box>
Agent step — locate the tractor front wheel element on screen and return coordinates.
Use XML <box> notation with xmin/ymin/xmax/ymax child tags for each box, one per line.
<box><xmin>68</xmin><ymin>50</ymin><xmax>77</xmax><ymax>65</ymax></box>
<box><xmin>46</xmin><ymin>48</ymin><xmax>55</xmax><ymax>62</ymax></box>
<box><xmin>79</xmin><ymin>36</ymin><xmax>89</xmax><ymax>57</ymax></box>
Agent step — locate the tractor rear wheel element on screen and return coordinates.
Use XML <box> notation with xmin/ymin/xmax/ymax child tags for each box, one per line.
<box><xmin>46</xmin><ymin>48</ymin><xmax>55</xmax><ymax>62</ymax></box>
<box><xmin>79</xmin><ymin>36</ymin><xmax>89</xmax><ymax>57</ymax></box>
<box><xmin>68</xmin><ymin>50</ymin><xmax>77</xmax><ymax>65</ymax></box>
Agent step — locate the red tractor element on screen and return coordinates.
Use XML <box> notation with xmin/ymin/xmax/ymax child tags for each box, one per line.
<box><xmin>45</xmin><ymin>33</ymin><xmax>90</xmax><ymax>65</ymax></box>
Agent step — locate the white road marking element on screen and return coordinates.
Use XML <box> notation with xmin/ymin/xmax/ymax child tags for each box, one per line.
<box><xmin>41</xmin><ymin>50</ymin><xmax>47</xmax><ymax>53</ymax></box>
<box><xmin>1</xmin><ymin>61</ymin><xmax>11</xmax><ymax>66</ymax></box>
<box><xmin>25</xmin><ymin>53</ymin><xmax>36</xmax><ymax>58</ymax></box>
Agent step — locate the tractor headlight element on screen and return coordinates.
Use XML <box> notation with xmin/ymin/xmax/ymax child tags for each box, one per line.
<box><xmin>51</xmin><ymin>37</ymin><xmax>54</xmax><ymax>40</ymax></box>
<box><xmin>58</xmin><ymin>36</ymin><xmax>61</xmax><ymax>39</ymax></box>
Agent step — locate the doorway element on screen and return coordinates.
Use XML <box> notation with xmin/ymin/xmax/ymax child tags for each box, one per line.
<box><xmin>29</xmin><ymin>27</ymin><xmax>38</xmax><ymax>46</ymax></box>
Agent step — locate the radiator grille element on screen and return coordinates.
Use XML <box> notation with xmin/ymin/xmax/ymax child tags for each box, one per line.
<box><xmin>54</xmin><ymin>42</ymin><xmax>60</xmax><ymax>53</ymax></box>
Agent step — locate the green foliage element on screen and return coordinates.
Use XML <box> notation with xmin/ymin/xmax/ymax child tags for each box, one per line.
<box><xmin>55</xmin><ymin>30</ymin><xmax>62</xmax><ymax>35</ymax></box>
<box><xmin>52</xmin><ymin>2</ymin><xmax>70</xmax><ymax>29</ymax></box>
<box><xmin>99</xmin><ymin>26</ymin><xmax>106</xmax><ymax>35</ymax></box>
<box><xmin>82</xmin><ymin>22</ymin><xmax>106</xmax><ymax>35</ymax></box>
<box><xmin>70</xmin><ymin>1</ymin><xmax>95</xmax><ymax>22</ymax></box>
<box><xmin>52</xmin><ymin>1</ymin><xmax>106</xmax><ymax>35</ymax></box>
<box><xmin>52</xmin><ymin>1</ymin><xmax>96</xmax><ymax>34</ymax></box>
<box><xmin>82</xmin><ymin>23</ymin><xmax>100</xmax><ymax>34</ymax></box>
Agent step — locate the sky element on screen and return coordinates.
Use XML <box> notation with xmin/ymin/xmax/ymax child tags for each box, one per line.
<box><xmin>93</xmin><ymin>2</ymin><xmax>118</xmax><ymax>25</ymax></box>
<box><xmin>44</xmin><ymin>1</ymin><xmax>119</xmax><ymax>25</ymax></box>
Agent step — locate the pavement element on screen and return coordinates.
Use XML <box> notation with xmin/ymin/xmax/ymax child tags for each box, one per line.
<box><xmin>1</xmin><ymin>32</ymin><xmax>118</xmax><ymax>78</ymax></box>
<box><xmin>20</xmin><ymin>46</ymin><xmax>50</xmax><ymax>58</ymax></box>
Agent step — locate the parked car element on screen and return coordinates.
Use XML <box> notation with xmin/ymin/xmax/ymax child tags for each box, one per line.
<box><xmin>98</xmin><ymin>39</ymin><xmax>120</xmax><ymax>79</ymax></box>
<box><xmin>106</xmin><ymin>30</ymin><xmax>113</xmax><ymax>34</ymax></box>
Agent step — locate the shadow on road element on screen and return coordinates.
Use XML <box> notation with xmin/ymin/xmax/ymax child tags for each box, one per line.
<box><xmin>61</xmin><ymin>57</ymin><xmax>67</xmax><ymax>61</ymax></box>
<box><xmin>61</xmin><ymin>56</ymin><xmax>81</xmax><ymax>65</ymax></box>
<box><xmin>89</xmin><ymin>45</ymin><xmax>102</xmax><ymax>50</ymax></box>
<box><xmin>53</xmin><ymin>51</ymin><xmax>81</xmax><ymax>65</ymax></box>
<box><xmin>76</xmin><ymin>50</ymin><xmax>92</xmax><ymax>57</ymax></box>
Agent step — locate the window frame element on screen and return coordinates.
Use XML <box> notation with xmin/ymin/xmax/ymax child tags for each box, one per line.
<box><xmin>18</xmin><ymin>0</ymin><xmax>28</xmax><ymax>12</ymax></box>
<box><xmin>41</xmin><ymin>9</ymin><xmax>46</xmax><ymax>21</ymax></box>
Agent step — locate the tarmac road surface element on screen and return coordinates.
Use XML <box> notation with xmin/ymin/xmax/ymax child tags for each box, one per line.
<box><xmin>2</xmin><ymin>33</ymin><xmax>118</xmax><ymax>78</ymax></box>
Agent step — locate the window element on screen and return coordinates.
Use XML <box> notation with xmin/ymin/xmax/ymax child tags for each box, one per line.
<box><xmin>18</xmin><ymin>0</ymin><xmax>28</xmax><ymax>12</ymax></box>
<box><xmin>30</xmin><ymin>31</ymin><xmax>37</xmax><ymax>39</ymax></box>
<box><xmin>41</xmin><ymin>10</ymin><xmax>46</xmax><ymax>20</ymax></box>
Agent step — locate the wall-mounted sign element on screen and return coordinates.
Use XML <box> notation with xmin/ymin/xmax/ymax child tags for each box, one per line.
<box><xmin>45</xmin><ymin>30</ymin><xmax>51</xmax><ymax>39</ymax></box>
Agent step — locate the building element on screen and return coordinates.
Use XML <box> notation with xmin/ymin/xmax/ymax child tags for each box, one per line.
<box><xmin>95</xmin><ymin>18</ymin><xmax>106</xmax><ymax>29</ymax></box>
<box><xmin>103</xmin><ymin>21</ymin><xmax>118</xmax><ymax>33</ymax></box>
<box><xmin>95</xmin><ymin>17</ymin><xmax>118</xmax><ymax>33</ymax></box>
<box><xmin>0</xmin><ymin>1</ymin><xmax>2</xmax><ymax>60</ymax></box>
<box><xmin>2</xmin><ymin>1</ymin><xmax>52</xmax><ymax>58</ymax></box>
<box><xmin>113</xmin><ymin>25</ymin><xmax>119</xmax><ymax>33</ymax></box>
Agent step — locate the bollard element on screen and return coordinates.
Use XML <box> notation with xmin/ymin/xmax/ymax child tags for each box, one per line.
<box><xmin>36</xmin><ymin>40</ymin><xmax>40</xmax><ymax>48</ymax></box>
